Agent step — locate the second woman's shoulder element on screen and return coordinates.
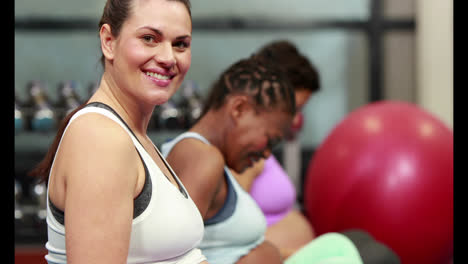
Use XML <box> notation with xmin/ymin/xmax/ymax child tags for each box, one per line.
<box><xmin>165</xmin><ymin>136</ymin><xmax>225</xmax><ymax>175</ymax></box>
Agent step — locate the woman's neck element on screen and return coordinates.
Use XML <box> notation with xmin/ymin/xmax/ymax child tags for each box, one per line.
<box><xmin>190</xmin><ymin>109</ymin><xmax>230</xmax><ymax>154</ymax></box>
<box><xmin>89</xmin><ymin>72</ymin><xmax>153</xmax><ymax>136</ymax></box>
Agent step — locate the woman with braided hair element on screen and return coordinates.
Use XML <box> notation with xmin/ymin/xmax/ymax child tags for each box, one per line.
<box><xmin>161</xmin><ymin>57</ymin><xmax>365</xmax><ymax>264</ymax></box>
<box><xmin>231</xmin><ymin>40</ymin><xmax>320</xmax><ymax>259</ymax></box>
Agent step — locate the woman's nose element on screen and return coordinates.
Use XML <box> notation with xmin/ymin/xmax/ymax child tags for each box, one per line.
<box><xmin>262</xmin><ymin>148</ymin><xmax>272</xmax><ymax>159</ymax></box>
<box><xmin>291</xmin><ymin>112</ymin><xmax>304</xmax><ymax>133</ymax></box>
<box><xmin>155</xmin><ymin>42</ymin><xmax>176</xmax><ymax>68</ymax></box>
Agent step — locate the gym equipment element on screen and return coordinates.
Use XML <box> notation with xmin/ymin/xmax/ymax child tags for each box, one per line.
<box><xmin>88</xmin><ymin>80</ymin><xmax>99</xmax><ymax>98</ymax></box>
<box><xmin>15</xmin><ymin>180</ymin><xmax>23</xmax><ymax>220</ymax></box>
<box><xmin>304</xmin><ymin>101</ymin><xmax>453</xmax><ymax>264</ymax></box>
<box><xmin>55</xmin><ymin>80</ymin><xmax>83</xmax><ymax>122</ymax></box>
<box><xmin>15</xmin><ymin>101</ymin><xmax>24</xmax><ymax>134</ymax></box>
<box><xmin>24</xmin><ymin>81</ymin><xmax>56</xmax><ymax>132</ymax></box>
<box><xmin>179</xmin><ymin>80</ymin><xmax>203</xmax><ymax>128</ymax></box>
<box><xmin>341</xmin><ymin>229</ymin><xmax>400</xmax><ymax>263</ymax></box>
<box><xmin>155</xmin><ymin>99</ymin><xmax>185</xmax><ymax>130</ymax></box>
<box><xmin>30</xmin><ymin>181</ymin><xmax>47</xmax><ymax>220</ymax></box>
<box><xmin>284</xmin><ymin>232</ymin><xmax>363</xmax><ymax>264</ymax></box>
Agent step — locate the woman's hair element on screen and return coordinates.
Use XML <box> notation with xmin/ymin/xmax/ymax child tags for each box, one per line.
<box><xmin>98</xmin><ymin>0</ymin><xmax>192</xmax><ymax>67</ymax></box>
<box><xmin>29</xmin><ymin>0</ymin><xmax>192</xmax><ymax>183</ymax></box>
<box><xmin>201</xmin><ymin>56</ymin><xmax>296</xmax><ymax>118</ymax></box>
<box><xmin>253</xmin><ymin>40</ymin><xmax>320</xmax><ymax>93</ymax></box>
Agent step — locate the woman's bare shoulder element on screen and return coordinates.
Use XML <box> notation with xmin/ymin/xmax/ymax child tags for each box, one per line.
<box><xmin>59</xmin><ymin>113</ymin><xmax>135</xmax><ymax>156</ymax></box>
<box><xmin>56</xmin><ymin>112</ymin><xmax>140</xmax><ymax>190</ymax></box>
<box><xmin>167</xmin><ymin>136</ymin><xmax>225</xmax><ymax>172</ymax></box>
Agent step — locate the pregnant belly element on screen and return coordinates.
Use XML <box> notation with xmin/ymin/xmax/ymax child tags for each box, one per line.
<box><xmin>235</xmin><ymin>240</ymin><xmax>283</xmax><ymax>264</ymax></box>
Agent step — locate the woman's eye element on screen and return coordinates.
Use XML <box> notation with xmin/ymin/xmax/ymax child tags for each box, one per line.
<box><xmin>174</xmin><ymin>41</ymin><xmax>190</xmax><ymax>49</ymax></box>
<box><xmin>142</xmin><ymin>35</ymin><xmax>155</xmax><ymax>43</ymax></box>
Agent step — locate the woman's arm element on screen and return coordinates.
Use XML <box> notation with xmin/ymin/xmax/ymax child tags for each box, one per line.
<box><xmin>58</xmin><ymin>114</ymin><xmax>141</xmax><ymax>264</ymax></box>
<box><xmin>231</xmin><ymin>158</ymin><xmax>265</xmax><ymax>192</ymax></box>
<box><xmin>165</xmin><ymin>138</ymin><xmax>226</xmax><ymax>219</ymax></box>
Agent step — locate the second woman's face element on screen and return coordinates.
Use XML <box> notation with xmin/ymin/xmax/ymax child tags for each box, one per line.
<box><xmin>288</xmin><ymin>88</ymin><xmax>312</xmax><ymax>138</ymax></box>
<box><xmin>110</xmin><ymin>0</ymin><xmax>192</xmax><ymax>107</ymax></box>
<box><xmin>227</xmin><ymin>108</ymin><xmax>293</xmax><ymax>173</ymax></box>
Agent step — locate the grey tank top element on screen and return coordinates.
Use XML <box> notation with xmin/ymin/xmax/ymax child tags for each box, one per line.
<box><xmin>161</xmin><ymin>132</ymin><xmax>267</xmax><ymax>264</ymax></box>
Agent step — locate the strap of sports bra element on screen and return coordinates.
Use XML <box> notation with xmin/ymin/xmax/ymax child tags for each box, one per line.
<box><xmin>167</xmin><ymin>132</ymin><xmax>238</xmax><ymax>225</ymax></box>
<box><xmin>48</xmin><ymin>102</ymin><xmax>153</xmax><ymax>223</ymax></box>
<box><xmin>85</xmin><ymin>102</ymin><xmax>144</xmax><ymax>146</ymax></box>
<box><xmin>85</xmin><ymin>102</ymin><xmax>188</xmax><ymax>199</ymax></box>
<box><xmin>174</xmin><ymin>132</ymin><xmax>211</xmax><ymax>145</ymax></box>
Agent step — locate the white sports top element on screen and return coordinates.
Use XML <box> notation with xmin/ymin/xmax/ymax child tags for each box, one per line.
<box><xmin>161</xmin><ymin>132</ymin><xmax>267</xmax><ymax>264</ymax></box>
<box><xmin>45</xmin><ymin>103</ymin><xmax>206</xmax><ymax>264</ymax></box>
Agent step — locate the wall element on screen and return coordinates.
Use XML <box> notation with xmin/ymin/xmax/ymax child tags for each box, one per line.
<box><xmin>416</xmin><ymin>0</ymin><xmax>453</xmax><ymax>129</ymax></box>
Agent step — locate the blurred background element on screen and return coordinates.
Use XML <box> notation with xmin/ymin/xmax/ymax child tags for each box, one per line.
<box><xmin>14</xmin><ymin>0</ymin><xmax>453</xmax><ymax>263</ymax></box>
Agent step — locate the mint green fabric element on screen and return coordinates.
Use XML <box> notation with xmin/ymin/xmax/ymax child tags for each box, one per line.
<box><xmin>285</xmin><ymin>233</ymin><xmax>363</xmax><ymax>264</ymax></box>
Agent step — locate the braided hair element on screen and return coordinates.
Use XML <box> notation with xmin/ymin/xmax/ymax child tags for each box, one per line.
<box><xmin>201</xmin><ymin>56</ymin><xmax>296</xmax><ymax>117</ymax></box>
<box><xmin>253</xmin><ymin>40</ymin><xmax>320</xmax><ymax>93</ymax></box>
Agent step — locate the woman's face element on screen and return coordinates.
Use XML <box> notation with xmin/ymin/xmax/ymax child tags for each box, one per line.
<box><xmin>105</xmin><ymin>0</ymin><xmax>192</xmax><ymax>107</ymax></box>
<box><xmin>227</xmin><ymin>107</ymin><xmax>293</xmax><ymax>173</ymax></box>
<box><xmin>295</xmin><ymin>88</ymin><xmax>312</xmax><ymax>112</ymax></box>
<box><xmin>288</xmin><ymin>88</ymin><xmax>312</xmax><ymax>138</ymax></box>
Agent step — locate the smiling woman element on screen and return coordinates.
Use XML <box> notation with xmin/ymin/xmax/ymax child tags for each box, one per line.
<box><xmin>29</xmin><ymin>0</ymin><xmax>209</xmax><ymax>263</ymax></box>
<box><xmin>98</xmin><ymin>0</ymin><xmax>192</xmax><ymax>107</ymax></box>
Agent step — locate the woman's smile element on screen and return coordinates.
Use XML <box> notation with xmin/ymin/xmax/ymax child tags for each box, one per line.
<box><xmin>142</xmin><ymin>68</ymin><xmax>176</xmax><ymax>87</ymax></box>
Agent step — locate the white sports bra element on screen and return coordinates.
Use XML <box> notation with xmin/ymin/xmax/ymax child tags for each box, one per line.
<box><xmin>45</xmin><ymin>102</ymin><xmax>206</xmax><ymax>264</ymax></box>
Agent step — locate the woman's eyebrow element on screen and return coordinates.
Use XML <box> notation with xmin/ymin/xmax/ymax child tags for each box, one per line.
<box><xmin>175</xmin><ymin>35</ymin><xmax>191</xmax><ymax>41</ymax></box>
<box><xmin>140</xmin><ymin>26</ymin><xmax>163</xmax><ymax>36</ymax></box>
<box><xmin>140</xmin><ymin>26</ymin><xmax>191</xmax><ymax>41</ymax></box>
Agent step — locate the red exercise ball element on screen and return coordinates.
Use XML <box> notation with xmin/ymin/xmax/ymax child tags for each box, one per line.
<box><xmin>304</xmin><ymin>101</ymin><xmax>453</xmax><ymax>264</ymax></box>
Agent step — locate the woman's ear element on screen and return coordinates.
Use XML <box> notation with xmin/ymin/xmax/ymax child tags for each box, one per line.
<box><xmin>228</xmin><ymin>95</ymin><xmax>253</xmax><ymax>123</ymax></box>
<box><xmin>100</xmin><ymin>24</ymin><xmax>116</xmax><ymax>62</ymax></box>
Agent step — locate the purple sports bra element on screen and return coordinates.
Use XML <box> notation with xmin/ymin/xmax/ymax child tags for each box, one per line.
<box><xmin>249</xmin><ymin>155</ymin><xmax>296</xmax><ymax>226</ymax></box>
